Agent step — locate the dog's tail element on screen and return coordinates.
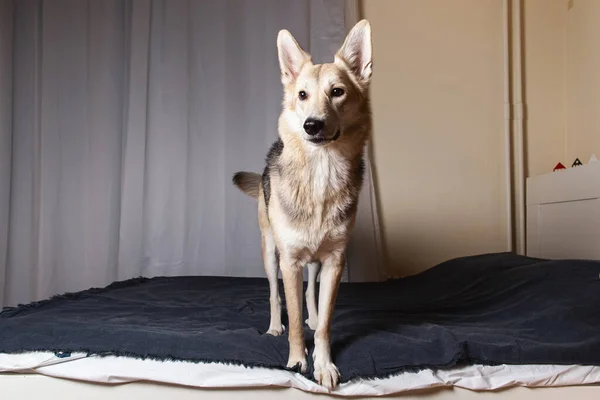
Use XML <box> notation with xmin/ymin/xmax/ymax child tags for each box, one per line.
<box><xmin>232</xmin><ymin>172</ymin><xmax>261</xmax><ymax>199</ymax></box>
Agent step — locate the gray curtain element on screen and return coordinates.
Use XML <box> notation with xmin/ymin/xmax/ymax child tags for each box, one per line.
<box><xmin>0</xmin><ymin>0</ymin><xmax>383</xmax><ymax>307</ymax></box>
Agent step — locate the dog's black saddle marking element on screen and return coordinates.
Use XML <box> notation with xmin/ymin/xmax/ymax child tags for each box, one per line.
<box><xmin>262</xmin><ymin>138</ymin><xmax>284</xmax><ymax>209</ymax></box>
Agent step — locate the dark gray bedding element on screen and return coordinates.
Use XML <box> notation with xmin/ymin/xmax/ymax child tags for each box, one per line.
<box><xmin>1</xmin><ymin>252</ymin><xmax>599</xmax><ymax>383</ymax></box>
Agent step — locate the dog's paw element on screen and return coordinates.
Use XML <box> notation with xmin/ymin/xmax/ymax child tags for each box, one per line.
<box><xmin>313</xmin><ymin>360</ymin><xmax>340</xmax><ymax>391</ymax></box>
<box><xmin>305</xmin><ymin>317</ymin><xmax>318</xmax><ymax>331</ymax></box>
<box><xmin>266</xmin><ymin>324</ymin><xmax>285</xmax><ymax>336</ymax></box>
<box><xmin>286</xmin><ymin>354</ymin><xmax>308</xmax><ymax>373</ymax></box>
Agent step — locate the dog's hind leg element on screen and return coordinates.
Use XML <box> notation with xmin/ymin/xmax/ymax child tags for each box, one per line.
<box><xmin>305</xmin><ymin>262</ymin><xmax>320</xmax><ymax>330</ymax></box>
<box><xmin>261</xmin><ymin>231</ymin><xmax>284</xmax><ymax>336</ymax></box>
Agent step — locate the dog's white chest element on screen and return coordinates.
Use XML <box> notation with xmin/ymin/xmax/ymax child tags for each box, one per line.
<box><xmin>275</xmin><ymin>219</ymin><xmax>348</xmax><ymax>264</ymax></box>
<box><xmin>273</xmin><ymin>151</ymin><xmax>352</xmax><ymax>262</ymax></box>
<box><xmin>310</xmin><ymin>152</ymin><xmax>334</xmax><ymax>196</ymax></box>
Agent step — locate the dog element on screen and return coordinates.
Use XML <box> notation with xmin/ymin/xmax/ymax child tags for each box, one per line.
<box><xmin>232</xmin><ymin>19</ymin><xmax>372</xmax><ymax>390</ymax></box>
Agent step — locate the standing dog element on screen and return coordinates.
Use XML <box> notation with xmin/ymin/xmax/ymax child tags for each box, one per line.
<box><xmin>232</xmin><ymin>19</ymin><xmax>372</xmax><ymax>390</ymax></box>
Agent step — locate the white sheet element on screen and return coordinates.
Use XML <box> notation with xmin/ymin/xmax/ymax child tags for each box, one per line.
<box><xmin>2</xmin><ymin>352</ymin><xmax>600</xmax><ymax>397</ymax></box>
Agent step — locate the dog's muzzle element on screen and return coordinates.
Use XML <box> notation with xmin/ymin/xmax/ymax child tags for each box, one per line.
<box><xmin>307</xmin><ymin>130</ymin><xmax>341</xmax><ymax>145</ymax></box>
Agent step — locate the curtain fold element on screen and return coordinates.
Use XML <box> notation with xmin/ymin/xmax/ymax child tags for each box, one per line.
<box><xmin>1</xmin><ymin>0</ymin><xmax>383</xmax><ymax>307</ymax></box>
<box><xmin>0</xmin><ymin>0</ymin><xmax>14</xmax><ymax>306</ymax></box>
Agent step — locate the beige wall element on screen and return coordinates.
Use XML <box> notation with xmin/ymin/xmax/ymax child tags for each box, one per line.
<box><xmin>566</xmin><ymin>0</ymin><xmax>600</xmax><ymax>164</ymax></box>
<box><xmin>362</xmin><ymin>0</ymin><xmax>600</xmax><ymax>275</ymax></box>
<box><xmin>523</xmin><ymin>0</ymin><xmax>568</xmax><ymax>176</ymax></box>
<box><xmin>524</xmin><ymin>0</ymin><xmax>600</xmax><ymax>175</ymax></box>
<box><xmin>362</xmin><ymin>0</ymin><xmax>508</xmax><ymax>276</ymax></box>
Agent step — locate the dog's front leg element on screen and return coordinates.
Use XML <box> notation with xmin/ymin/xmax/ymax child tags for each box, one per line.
<box><xmin>280</xmin><ymin>257</ymin><xmax>307</xmax><ymax>372</ymax></box>
<box><xmin>312</xmin><ymin>252</ymin><xmax>344</xmax><ymax>390</ymax></box>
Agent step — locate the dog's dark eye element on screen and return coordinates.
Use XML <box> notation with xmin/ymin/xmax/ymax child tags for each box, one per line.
<box><xmin>331</xmin><ymin>88</ymin><xmax>345</xmax><ymax>97</ymax></box>
<box><xmin>298</xmin><ymin>91</ymin><xmax>307</xmax><ymax>100</ymax></box>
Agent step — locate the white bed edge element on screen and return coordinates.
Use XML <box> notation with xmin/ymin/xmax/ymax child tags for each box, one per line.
<box><xmin>2</xmin><ymin>352</ymin><xmax>600</xmax><ymax>397</ymax></box>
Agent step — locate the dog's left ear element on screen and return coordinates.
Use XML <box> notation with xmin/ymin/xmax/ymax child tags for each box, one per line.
<box><xmin>335</xmin><ymin>19</ymin><xmax>372</xmax><ymax>85</ymax></box>
<box><xmin>277</xmin><ymin>30</ymin><xmax>311</xmax><ymax>86</ymax></box>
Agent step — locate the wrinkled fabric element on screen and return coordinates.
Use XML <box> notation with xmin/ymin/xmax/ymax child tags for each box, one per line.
<box><xmin>1</xmin><ymin>253</ymin><xmax>600</xmax><ymax>383</ymax></box>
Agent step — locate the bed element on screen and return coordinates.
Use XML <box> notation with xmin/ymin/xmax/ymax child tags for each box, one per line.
<box><xmin>2</xmin><ymin>163</ymin><xmax>600</xmax><ymax>399</ymax></box>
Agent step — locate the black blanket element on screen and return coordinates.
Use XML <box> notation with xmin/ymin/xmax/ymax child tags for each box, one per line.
<box><xmin>1</xmin><ymin>252</ymin><xmax>600</xmax><ymax>383</ymax></box>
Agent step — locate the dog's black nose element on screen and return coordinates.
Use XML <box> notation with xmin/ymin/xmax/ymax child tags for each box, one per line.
<box><xmin>303</xmin><ymin>119</ymin><xmax>325</xmax><ymax>136</ymax></box>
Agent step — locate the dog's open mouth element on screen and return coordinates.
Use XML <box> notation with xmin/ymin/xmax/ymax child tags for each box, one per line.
<box><xmin>308</xmin><ymin>130</ymin><xmax>341</xmax><ymax>145</ymax></box>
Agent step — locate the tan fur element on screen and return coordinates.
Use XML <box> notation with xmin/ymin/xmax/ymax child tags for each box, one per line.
<box><xmin>232</xmin><ymin>19</ymin><xmax>373</xmax><ymax>390</ymax></box>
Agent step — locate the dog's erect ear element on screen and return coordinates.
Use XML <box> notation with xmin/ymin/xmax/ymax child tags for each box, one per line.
<box><xmin>277</xmin><ymin>30</ymin><xmax>311</xmax><ymax>85</ymax></box>
<box><xmin>335</xmin><ymin>19</ymin><xmax>372</xmax><ymax>84</ymax></box>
